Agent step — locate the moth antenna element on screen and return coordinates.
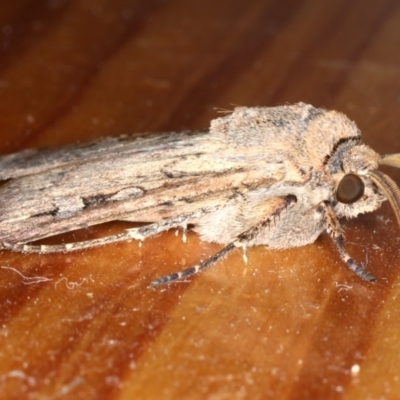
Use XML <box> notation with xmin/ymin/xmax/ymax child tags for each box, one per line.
<box><xmin>379</xmin><ymin>153</ymin><xmax>400</xmax><ymax>168</ymax></box>
<box><xmin>369</xmin><ymin>170</ymin><xmax>400</xmax><ymax>227</ymax></box>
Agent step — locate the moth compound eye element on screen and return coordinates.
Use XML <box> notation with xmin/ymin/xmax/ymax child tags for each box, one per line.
<box><xmin>336</xmin><ymin>174</ymin><xmax>365</xmax><ymax>204</ymax></box>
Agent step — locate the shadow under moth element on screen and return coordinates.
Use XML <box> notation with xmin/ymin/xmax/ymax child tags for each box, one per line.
<box><xmin>0</xmin><ymin>103</ymin><xmax>399</xmax><ymax>287</ymax></box>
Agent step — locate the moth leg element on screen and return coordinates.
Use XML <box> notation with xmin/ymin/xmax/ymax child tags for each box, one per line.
<box><xmin>174</xmin><ymin>224</ymin><xmax>188</xmax><ymax>242</ymax></box>
<box><xmin>318</xmin><ymin>200</ymin><xmax>376</xmax><ymax>282</ymax></box>
<box><xmin>2</xmin><ymin>225</ymin><xmax>162</xmax><ymax>253</ymax></box>
<box><xmin>182</xmin><ymin>225</ymin><xmax>188</xmax><ymax>243</ymax></box>
<box><xmin>3</xmin><ymin>210</ymin><xmax>213</xmax><ymax>253</ymax></box>
<box><xmin>150</xmin><ymin>195</ymin><xmax>297</xmax><ymax>287</ymax></box>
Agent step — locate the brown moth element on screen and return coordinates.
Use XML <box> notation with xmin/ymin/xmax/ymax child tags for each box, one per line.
<box><xmin>0</xmin><ymin>103</ymin><xmax>399</xmax><ymax>287</ymax></box>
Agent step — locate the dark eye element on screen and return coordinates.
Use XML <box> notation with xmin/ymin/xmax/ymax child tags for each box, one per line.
<box><xmin>337</xmin><ymin>174</ymin><xmax>365</xmax><ymax>204</ymax></box>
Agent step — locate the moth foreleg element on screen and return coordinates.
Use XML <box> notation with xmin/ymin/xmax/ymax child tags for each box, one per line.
<box><xmin>318</xmin><ymin>200</ymin><xmax>376</xmax><ymax>282</ymax></box>
<box><xmin>150</xmin><ymin>195</ymin><xmax>297</xmax><ymax>287</ymax></box>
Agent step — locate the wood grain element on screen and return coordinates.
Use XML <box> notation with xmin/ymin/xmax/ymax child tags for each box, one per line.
<box><xmin>0</xmin><ymin>0</ymin><xmax>400</xmax><ymax>399</ymax></box>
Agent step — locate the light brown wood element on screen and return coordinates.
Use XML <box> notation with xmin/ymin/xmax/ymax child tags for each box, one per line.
<box><xmin>0</xmin><ymin>0</ymin><xmax>400</xmax><ymax>398</ymax></box>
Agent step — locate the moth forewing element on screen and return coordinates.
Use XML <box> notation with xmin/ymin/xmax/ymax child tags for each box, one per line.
<box><xmin>0</xmin><ymin>131</ymin><xmax>207</xmax><ymax>180</ymax></box>
<box><xmin>0</xmin><ymin>126</ymin><xmax>279</xmax><ymax>247</ymax></box>
<box><xmin>0</xmin><ymin>102</ymin><xmax>398</xmax><ymax>286</ymax></box>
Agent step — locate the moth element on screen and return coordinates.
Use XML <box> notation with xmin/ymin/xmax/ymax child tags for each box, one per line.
<box><xmin>0</xmin><ymin>103</ymin><xmax>399</xmax><ymax>287</ymax></box>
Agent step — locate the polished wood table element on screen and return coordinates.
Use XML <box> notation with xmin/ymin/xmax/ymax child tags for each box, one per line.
<box><xmin>0</xmin><ymin>1</ymin><xmax>400</xmax><ymax>399</ymax></box>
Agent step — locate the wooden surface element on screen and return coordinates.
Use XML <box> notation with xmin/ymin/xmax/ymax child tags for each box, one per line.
<box><xmin>0</xmin><ymin>1</ymin><xmax>400</xmax><ymax>399</ymax></box>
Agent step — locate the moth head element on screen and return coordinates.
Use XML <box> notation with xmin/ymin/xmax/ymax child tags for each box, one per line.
<box><xmin>333</xmin><ymin>146</ymin><xmax>400</xmax><ymax>227</ymax></box>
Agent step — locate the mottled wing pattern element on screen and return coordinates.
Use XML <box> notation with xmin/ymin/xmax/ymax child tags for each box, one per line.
<box><xmin>0</xmin><ymin>130</ymin><xmax>283</xmax><ymax>245</ymax></box>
